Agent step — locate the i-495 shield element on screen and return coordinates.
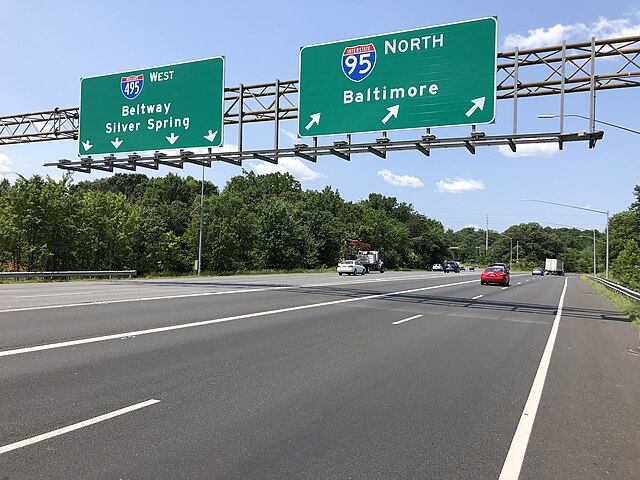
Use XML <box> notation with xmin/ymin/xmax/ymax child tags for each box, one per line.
<box><xmin>121</xmin><ymin>74</ymin><xmax>144</xmax><ymax>100</ymax></box>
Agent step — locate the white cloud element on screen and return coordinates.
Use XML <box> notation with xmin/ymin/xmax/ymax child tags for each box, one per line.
<box><xmin>503</xmin><ymin>24</ymin><xmax>584</xmax><ymax>50</ymax></box>
<box><xmin>435</xmin><ymin>178</ymin><xmax>485</xmax><ymax>194</ymax></box>
<box><xmin>0</xmin><ymin>153</ymin><xmax>15</xmax><ymax>181</ymax></box>
<box><xmin>498</xmin><ymin>143</ymin><xmax>560</xmax><ymax>158</ymax></box>
<box><xmin>502</xmin><ymin>15</ymin><xmax>640</xmax><ymax>50</ymax></box>
<box><xmin>377</xmin><ymin>169</ymin><xmax>424</xmax><ymax>188</ymax></box>
<box><xmin>464</xmin><ymin>224</ymin><xmax>480</xmax><ymax>230</ymax></box>
<box><xmin>250</xmin><ymin>157</ymin><xmax>324</xmax><ymax>181</ymax></box>
<box><xmin>210</xmin><ymin>144</ymin><xmax>239</xmax><ymax>154</ymax></box>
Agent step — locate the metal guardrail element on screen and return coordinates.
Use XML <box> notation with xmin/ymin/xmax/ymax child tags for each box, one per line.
<box><xmin>588</xmin><ymin>275</ymin><xmax>640</xmax><ymax>301</ymax></box>
<box><xmin>0</xmin><ymin>270</ymin><xmax>137</xmax><ymax>279</ymax></box>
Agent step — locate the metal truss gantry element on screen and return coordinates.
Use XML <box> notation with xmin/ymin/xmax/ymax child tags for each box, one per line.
<box><xmin>0</xmin><ymin>36</ymin><xmax>637</xmax><ymax>173</ymax></box>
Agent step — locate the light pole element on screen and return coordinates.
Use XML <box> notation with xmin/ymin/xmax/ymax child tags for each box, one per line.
<box><xmin>198</xmin><ymin>165</ymin><xmax>205</xmax><ymax>276</ymax></box>
<box><xmin>539</xmin><ymin>114</ymin><xmax>640</xmax><ymax>135</ymax></box>
<box><xmin>522</xmin><ymin>199</ymin><xmax>609</xmax><ymax>278</ymax></box>
<box><xmin>578</xmin><ymin>230</ymin><xmax>597</xmax><ymax>276</ymax></box>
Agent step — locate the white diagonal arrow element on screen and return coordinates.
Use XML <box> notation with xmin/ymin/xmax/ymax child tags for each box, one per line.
<box><xmin>305</xmin><ymin>113</ymin><xmax>321</xmax><ymax>131</ymax></box>
<box><xmin>465</xmin><ymin>97</ymin><xmax>486</xmax><ymax>117</ymax></box>
<box><xmin>166</xmin><ymin>133</ymin><xmax>179</xmax><ymax>145</ymax></box>
<box><xmin>381</xmin><ymin>105</ymin><xmax>399</xmax><ymax>125</ymax></box>
<box><xmin>204</xmin><ymin>130</ymin><xmax>218</xmax><ymax>142</ymax></box>
<box><xmin>82</xmin><ymin>140</ymin><xmax>93</xmax><ymax>151</ymax></box>
<box><xmin>111</xmin><ymin>138</ymin><xmax>123</xmax><ymax>149</ymax></box>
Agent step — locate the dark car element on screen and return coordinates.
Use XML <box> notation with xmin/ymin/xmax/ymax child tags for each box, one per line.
<box><xmin>443</xmin><ymin>261</ymin><xmax>460</xmax><ymax>273</ymax></box>
<box><xmin>493</xmin><ymin>262</ymin><xmax>510</xmax><ymax>273</ymax></box>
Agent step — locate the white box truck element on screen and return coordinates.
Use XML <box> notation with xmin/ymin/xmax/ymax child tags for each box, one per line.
<box><xmin>545</xmin><ymin>258</ymin><xmax>564</xmax><ymax>275</ymax></box>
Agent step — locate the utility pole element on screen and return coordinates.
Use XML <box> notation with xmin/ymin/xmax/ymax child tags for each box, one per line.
<box><xmin>593</xmin><ymin>228</ymin><xmax>597</xmax><ymax>275</ymax></box>
<box><xmin>509</xmin><ymin>237</ymin><xmax>513</xmax><ymax>271</ymax></box>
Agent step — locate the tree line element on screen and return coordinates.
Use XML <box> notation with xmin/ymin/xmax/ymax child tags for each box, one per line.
<box><xmin>0</xmin><ymin>173</ymin><xmax>638</xmax><ymax>288</ymax></box>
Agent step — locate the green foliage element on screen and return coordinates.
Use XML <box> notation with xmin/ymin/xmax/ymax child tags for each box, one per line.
<box><xmin>74</xmin><ymin>190</ymin><xmax>133</xmax><ymax>270</ymax></box>
<box><xmin>612</xmin><ymin>240</ymin><xmax>640</xmax><ymax>290</ymax></box>
<box><xmin>73</xmin><ymin>173</ymin><xmax>149</xmax><ymax>202</ymax></box>
<box><xmin>1</xmin><ymin>173</ymin><xmax>638</xmax><ymax>283</ymax></box>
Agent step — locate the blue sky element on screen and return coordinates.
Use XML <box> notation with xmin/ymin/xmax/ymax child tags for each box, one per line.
<box><xmin>1</xmin><ymin>0</ymin><xmax>639</xmax><ymax>233</ymax></box>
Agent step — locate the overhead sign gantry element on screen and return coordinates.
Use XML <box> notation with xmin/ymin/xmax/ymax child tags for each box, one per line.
<box><xmin>79</xmin><ymin>57</ymin><xmax>225</xmax><ymax>156</ymax></box>
<box><xmin>4</xmin><ymin>28</ymin><xmax>637</xmax><ymax>172</ymax></box>
<box><xmin>298</xmin><ymin>17</ymin><xmax>498</xmax><ymax>137</ymax></box>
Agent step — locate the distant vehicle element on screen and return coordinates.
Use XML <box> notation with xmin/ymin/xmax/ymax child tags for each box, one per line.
<box><xmin>493</xmin><ymin>262</ymin><xmax>509</xmax><ymax>273</ymax></box>
<box><xmin>469</xmin><ymin>265</ymin><xmax>475</xmax><ymax>271</ymax></box>
<box><xmin>357</xmin><ymin>250</ymin><xmax>383</xmax><ymax>273</ymax></box>
<box><xmin>337</xmin><ymin>260</ymin><xmax>366</xmax><ymax>276</ymax></box>
<box><xmin>344</xmin><ymin>239</ymin><xmax>384</xmax><ymax>273</ymax></box>
<box><xmin>532</xmin><ymin>267</ymin><xmax>544</xmax><ymax>276</ymax></box>
<box><xmin>481</xmin><ymin>266</ymin><xmax>510</xmax><ymax>286</ymax></box>
<box><xmin>432</xmin><ymin>263</ymin><xmax>443</xmax><ymax>271</ymax></box>
<box><xmin>545</xmin><ymin>258</ymin><xmax>564</xmax><ymax>275</ymax></box>
<box><xmin>443</xmin><ymin>261</ymin><xmax>460</xmax><ymax>273</ymax></box>
<box><xmin>459</xmin><ymin>265</ymin><xmax>466</xmax><ymax>271</ymax></box>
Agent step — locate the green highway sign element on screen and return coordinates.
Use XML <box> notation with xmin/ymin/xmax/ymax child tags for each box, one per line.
<box><xmin>298</xmin><ymin>17</ymin><xmax>497</xmax><ymax>137</ymax></box>
<box><xmin>79</xmin><ymin>57</ymin><xmax>224</xmax><ymax>156</ymax></box>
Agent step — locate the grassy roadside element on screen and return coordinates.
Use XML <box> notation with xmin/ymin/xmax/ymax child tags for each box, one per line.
<box><xmin>583</xmin><ymin>276</ymin><xmax>640</xmax><ymax>325</ymax></box>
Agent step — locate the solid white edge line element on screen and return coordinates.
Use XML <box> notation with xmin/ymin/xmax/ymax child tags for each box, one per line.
<box><xmin>0</xmin><ymin>399</ymin><xmax>160</xmax><ymax>455</ymax></box>
<box><xmin>0</xmin><ymin>279</ymin><xmax>478</xmax><ymax>358</ymax></box>
<box><xmin>392</xmin><ymin>314</ymin><xmax>423</xmax><ymax>325</ymax></box>
<box><xmin>471</xmin><ymin>294</ymin><xmax>484</xmax><ymax>300</ymax></box>
<box><xmin>498</xmin><ymin>276</ymin><xmax>569</xmax><ymax>480</ymax></box>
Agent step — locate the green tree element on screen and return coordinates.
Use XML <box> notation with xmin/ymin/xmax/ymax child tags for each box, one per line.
<box><xmin>73</xmin><ymin>173</ymin><xmax>149</xmax><ymax>202</ymax></box>
<box><xmin>74</xmin><ymin>190</ymin><xmax>134</xmax><ymax>270</ymax></box>
<box><xmin>190</xmin><ymin>194</ymin><xmax>257</xmax><ymax>273</ymax></box>
<box><xmin>407</xmin><ymin>216</ymin><xmax>448</xmax><ymax>268</ymax></box>
<box><xmin>253</xmin><ymin>198</ymin><xmax>316</xmax><ymax>270</ymax></box>
<box><xmin>0</xmin><ymin>174</ymin><xmax>76</xmax><ymax>271</ymax></box>
<box><xmin>612</xmin><ymin>240</ymin><xmax>640</xmax><ymax>289</ymax></box>
<box><xmin>301</xmin><ymin>187</ymin><xmax>345</xmax><ymax>267</ymax></box>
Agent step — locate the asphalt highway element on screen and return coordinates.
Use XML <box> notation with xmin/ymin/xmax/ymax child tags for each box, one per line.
<box><xmin>0</xmin><ymin>271</ymin><xmax>637</xmax><ymax>479</ymax></box>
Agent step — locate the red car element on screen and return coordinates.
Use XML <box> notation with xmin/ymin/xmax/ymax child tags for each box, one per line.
<box><xmin>480</xmin><ymin>266</ymin><xmax>510</xmax><ymax>286</ymax></box>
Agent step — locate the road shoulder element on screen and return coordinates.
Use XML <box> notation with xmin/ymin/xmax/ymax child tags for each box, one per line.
<box><xmin>519</xmin><ymin>276</ymin><xmax>639</xmax><ymax>479</ymax></box>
